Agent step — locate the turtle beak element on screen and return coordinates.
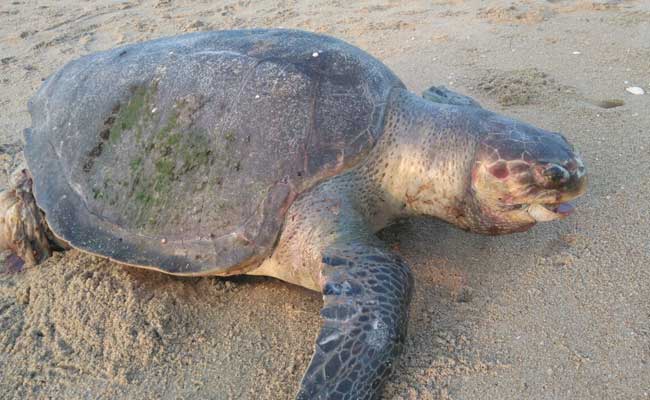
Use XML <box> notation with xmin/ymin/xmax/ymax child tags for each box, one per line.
<box><xmin>528</xmin><ymin>154</ymin><xmax>587</xmax><ymax>222</ymax></box>
<box><xmin>536</xmin><ymin>153</ymin><xmax>587</xmax><ymax>192</ymax></box>
<box><xmin>561</xmin><ymin>153</ymin><xmax>588</xmax><ymax>199</ymax></box>
<box><xmin>528</xmin><ymin>202</ymin><xmax>574</xmax><ymax>222</ymax></box>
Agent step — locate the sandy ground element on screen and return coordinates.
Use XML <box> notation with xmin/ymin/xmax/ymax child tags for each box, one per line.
<box><xmin>1</xmin><ymin>0</ymin><xmax>649</xmax><ymax>399</ymax></box>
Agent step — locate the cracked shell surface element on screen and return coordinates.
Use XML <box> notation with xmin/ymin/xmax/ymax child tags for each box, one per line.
<box><xmin>25</xmin><ymin>29</ymin><xmax>404</xmax><ymax>275</ymax></box>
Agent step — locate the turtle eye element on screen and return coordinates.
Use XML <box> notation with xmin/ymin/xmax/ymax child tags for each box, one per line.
<box><xmin>542</xmin><ymin>164</ymin><xmax>570</xmax><ymax>186</ymax></box>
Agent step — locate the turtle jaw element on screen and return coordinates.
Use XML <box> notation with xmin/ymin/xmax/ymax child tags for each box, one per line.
<box><xmin>464</xmin><ymin>168</ymin><xmax>587</xmax><ymax>233</ymax></box>
<box><xmin>526</xmin><ymin>202</ymin><xmax>575</xmax><ymax>222</ymax></box>
<box><xmin>526</xmin><ymin>166</ymin><xmax>588</xmax><ymax>222</ymax></box>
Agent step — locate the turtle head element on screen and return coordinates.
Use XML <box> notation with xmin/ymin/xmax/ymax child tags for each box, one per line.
<box><xmin>374</xmin><ymin>89</ymin><xmax>586</xmax><ymax>235</ymax></box>
<box><xmin>464</xmin><ymin>116</ymin><xmax>587</xmax><ymax>234</ymax></box>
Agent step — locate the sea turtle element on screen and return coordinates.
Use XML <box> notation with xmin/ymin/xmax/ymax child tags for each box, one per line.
<box><xmin>0</xmin><ymin>29</ymin><xmax>586</xmax><ymax>399</ymax></box>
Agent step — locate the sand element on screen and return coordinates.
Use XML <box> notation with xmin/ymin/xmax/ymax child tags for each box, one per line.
<box><xmin>1</xmin><ymin>0</ymin><xmax>649</xmax><ymax>399</ymax></box>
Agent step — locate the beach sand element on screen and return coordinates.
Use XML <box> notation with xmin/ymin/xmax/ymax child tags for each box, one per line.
<box><xmin>1</xmin><ymin>0</ymin><xmax>649</xmax><ymax>398</ymax></box>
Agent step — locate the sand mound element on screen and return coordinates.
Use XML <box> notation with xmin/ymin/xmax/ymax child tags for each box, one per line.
<box><xmin>476</xmin><ymin>69</ymin><xmax>569</xmax><ymax>107</ymax></box>
<box><xmin>1</xmin><ymin>251</ymin><xmax>208</xmax><ymax>395</ymax></box>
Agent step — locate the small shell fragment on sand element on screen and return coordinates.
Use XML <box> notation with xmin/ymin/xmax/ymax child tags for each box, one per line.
<box><xmin>595</xmin><ymin>99</ymin><xmax>624</xmax><ymax>109</ymax></box>
<box><xmin>312</xmin><ymin>51</ymin><xmax>319</xmax><ymax>57</ymax></box>
<box><xmin>625</xmin><ymin>86</ymin><xmax>645</xmax><ymax>95</ymax></box>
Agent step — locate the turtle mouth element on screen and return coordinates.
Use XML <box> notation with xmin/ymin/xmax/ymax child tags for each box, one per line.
<box><xmin>527</xmin><ymin>202</ymin><xmax>575</xmax><ymax>222</ymax></box>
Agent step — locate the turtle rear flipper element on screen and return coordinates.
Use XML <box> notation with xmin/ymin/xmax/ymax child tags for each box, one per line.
<box><xmin>297</xmin><ymin>243</ymin><xmax>413</xmax><ymax>399</ymax></box>
<box><xmin>422</xmin><ymin>85</ymin><xmax>482</xmax><ymax>108</ymax></box>
<box><xmin>0</xmin><ymin>169</ymin><xmax>52</xmax><ymax>268</ymax></box>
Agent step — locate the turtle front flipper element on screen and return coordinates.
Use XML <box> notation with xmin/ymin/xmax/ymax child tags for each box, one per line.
<box><xmin>248</xmin><ymin>170</ymin><xmax>414</xmax><ymax>398</ymax></box>
<box><xmin>297</xmin><ymin>243</ymin><xmax>413</xmax><ymax>399</ymax></box>
<box><xmin>422</xmin><ymin>85</ymin><xmax>482</xmax><ymax>108</ymax></box>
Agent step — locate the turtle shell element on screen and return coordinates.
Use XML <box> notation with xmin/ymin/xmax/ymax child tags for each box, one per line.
<box><xmin>25</xmin><ymin>29</ymin><xmax>404</xmax><ymax>275</ymax></box>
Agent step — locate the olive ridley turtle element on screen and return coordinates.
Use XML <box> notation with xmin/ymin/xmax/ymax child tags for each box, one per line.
<box><xmin>0</xmin><ymin>29</ymin><xmax>587</xmax><ymax>399</ymax></box>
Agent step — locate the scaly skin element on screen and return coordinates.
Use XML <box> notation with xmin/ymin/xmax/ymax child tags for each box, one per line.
<box><xmin>251</xmin><ymin>89</ymin><xmax>483</xmax><ymax>398</ymax></box>
<box><xmin>251</xmin><ymin>168</ymin><xmax>412</xmax><ymax>399</ymax></box>
<box><xmin>251</xmin><ymin>88</ymin><xmax>586</xmax><ymax>398</ymax></box>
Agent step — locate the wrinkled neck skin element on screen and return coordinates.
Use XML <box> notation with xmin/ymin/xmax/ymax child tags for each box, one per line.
<box><xmin>351</xmin><ymin>88</ymin><xmax>482</xmax><ymax>232</ymax></box>
<box><xmin>252</xmin><ymin>89</ymin><xmax>490</xmax><ymax>290</ymax></box>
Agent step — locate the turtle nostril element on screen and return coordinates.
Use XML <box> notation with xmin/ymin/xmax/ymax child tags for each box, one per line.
<box><xmin>573</xmin><ymin>155</ymin><xmax>586</xmax><ymax>178</ymax></box>
<box><xmin>543</xmin><ymin>164</ymin><xmax>570</xmax><ymax>185</ymax></box>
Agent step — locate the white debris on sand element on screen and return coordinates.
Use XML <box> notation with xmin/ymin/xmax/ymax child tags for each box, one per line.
<box><xmin>625</xmin><ymin>86</ymin><xmax>645</xmax><ymax>95</ymax></box>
